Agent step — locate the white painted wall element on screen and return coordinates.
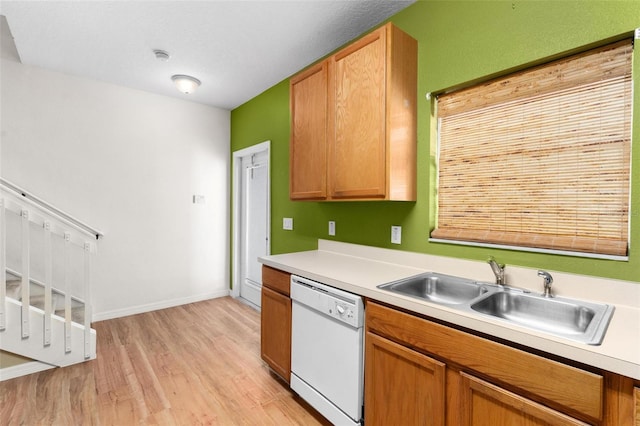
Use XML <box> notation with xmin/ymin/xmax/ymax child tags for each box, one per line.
<box><xmin>1</xmin><ymin>51</ymin><xmax>231</xmax><ymax>320</ymax></box>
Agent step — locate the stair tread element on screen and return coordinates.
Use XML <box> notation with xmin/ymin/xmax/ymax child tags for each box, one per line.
<box><xmin>0</xmin><ymin>296</ymin><xmax>96</xmax><ymax>367</ymax></box>
<box><xmin>5</xmin><ymin>269</ymin><xmax>87</xmax><ymax>324</ymax></box>
<box><xmin>54</xmin><ymin>307</ymin><xmax>85</xmax><ymax>324</ymax></box>
<box><xmin>4</xmin><ymin>290</ymin><xmax>85</xmax><ymax>324</ymax></box>
<box><xmin>6</xmin><ymin>280</ymin><xmax>21</xmax><ymax>298</ymax></box>
<box><xmin>5</xmin><ymin>272</ymin><xmax>20</xmax><ymax>281</ymax></box>
<box><xmin>5</xmin><ymin>278</ymin><xmax>84</xmax><ymax>301</ymax></box>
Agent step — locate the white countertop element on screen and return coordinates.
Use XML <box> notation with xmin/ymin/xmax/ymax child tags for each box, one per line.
<box><xmin>259</xmin><ymin>240</ymin><xmax>640</xmax><ymax>380</ymax></box>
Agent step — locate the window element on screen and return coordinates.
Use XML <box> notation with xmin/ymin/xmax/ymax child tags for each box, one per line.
<box><xmin>431</xmin><ymin>40</ymin><xmax>633</xmax><ymax>258</ymax></box>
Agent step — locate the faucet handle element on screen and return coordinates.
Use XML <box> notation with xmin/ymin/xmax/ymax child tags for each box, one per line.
<box><xmin>537</xmin><ymin>270</ymin><xmax>553</xmax><ymax>284</ymax></box>
<box><xmin>487</xmin><ymin>256</ymin><xmax>504</xmax><ymax>269</ymax></box>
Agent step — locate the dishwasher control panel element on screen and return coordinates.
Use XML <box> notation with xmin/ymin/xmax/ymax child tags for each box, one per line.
<box><xmin>330</xmin><ymin>300</ymin><xmax>356</xmax><ymax>322</ymax></box>
<box><xmin>290</xmin><ymin>275</ymin><xmax>364</xmax><ymax>328</ymax></box>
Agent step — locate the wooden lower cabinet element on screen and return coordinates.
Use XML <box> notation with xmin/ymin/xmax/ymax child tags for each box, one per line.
<box><xmin>260</xmin><ymin>267</ymin><xmax>292</xmax><ymax>383</ymax></box>
<box><xmin>635</xmin><ymin>386</ymin><xmax>640</xmax><ymax>426</ymax></box>
<box><xmin>364</xmin><ymin>300</ymin><xmax>635</xmax><ymax>426</ymax></box>
<box><xmin>364</xmin><ymin>332</ymin><xmax>445</xmax><ymax>425</ymax></box>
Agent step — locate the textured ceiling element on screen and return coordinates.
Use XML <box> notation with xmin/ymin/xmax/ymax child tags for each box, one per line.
<box><xmin>0</xmin><ymin>1</ymin><xmax>414</xmax><ymax>110</ymax></box>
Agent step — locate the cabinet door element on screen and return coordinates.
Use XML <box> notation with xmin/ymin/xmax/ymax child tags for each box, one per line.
<box><xmin>329</xmin><ymin>26</ymin><xmax>386</xmax><ymax>199</ymax></box>
<box><xmin>635</xmin><ymin>386</ymin><xmax>640</xmax><ymax>426</ymax></box>
<box><xmin>460</xmin><ymin>372</ymin><xmax>588</xmax><ymax>426</ymax></box>
<box><xmin>365</xmin><ymin>332</ymin><xmax>445</xmax><ymax>426</ymax></box>
<box><xmin>260</xmin><ymin>286</ymin><xmax>291</xmax><ymax>383</ymax></box>
<box><xmin>290</xmin><ymin>62</ymin><xmax>328</xmax><ymax>200</ymax></box>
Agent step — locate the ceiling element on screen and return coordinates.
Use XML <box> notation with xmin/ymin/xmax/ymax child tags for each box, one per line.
<box><xmin>0</xmin><ymin>1</ymin><xmax>414</xmax><ymax>110</ymax></box>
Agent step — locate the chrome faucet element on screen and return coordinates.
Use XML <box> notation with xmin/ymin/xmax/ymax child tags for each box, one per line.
<box><xmin>487</xmin><ymin>256</ymin><xmax>505</xmax><ymax>285</ymax></box>
<box><xmin>538</xmin><ymin>270</ymin><xmax>554</xmax><ymax>298</ymax></box>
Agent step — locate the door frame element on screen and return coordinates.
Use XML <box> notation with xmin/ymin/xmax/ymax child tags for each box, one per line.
<box><xmin>231</xmin><ymin>140</ymin><xmax>271</xmax><ymax>299</ymax></box>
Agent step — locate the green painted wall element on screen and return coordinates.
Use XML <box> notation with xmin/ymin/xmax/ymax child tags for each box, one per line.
<box><xmin>231</xmin><ymin>1</ymin><xmax>640</xmax><ymax>282</ymax></box>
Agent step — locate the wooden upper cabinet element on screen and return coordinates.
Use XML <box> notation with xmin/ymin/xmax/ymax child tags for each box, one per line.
<box><xmin>329</xmin><ymin>27</ymin><xmax>387</xmax><ymax>199</ymax></box>
<box><xmin>289</xmin><ymin>23</ymin><xmax>417</xmax><ymax>201</ymax></box>
<box><xmin>290</xmin><ymin>62</ymin><xmax>328</xmax><ymax>200</ymax></box>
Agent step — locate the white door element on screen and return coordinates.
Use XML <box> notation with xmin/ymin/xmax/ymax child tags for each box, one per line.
<box><xmin>232</xmin><ymin>141</ymin><xmax>270</xmax><ymax>308</ymax></box>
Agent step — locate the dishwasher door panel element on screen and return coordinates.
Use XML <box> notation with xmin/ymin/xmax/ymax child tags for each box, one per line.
<box><xmin>291</xmin><ymin>300</ymin><xmax>364</xmax><ymax>421</ymax></box>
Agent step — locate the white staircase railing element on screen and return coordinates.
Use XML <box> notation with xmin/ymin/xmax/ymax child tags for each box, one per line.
<box><xmin>0</xmin><ymin>178</ymin><xmax>101</xmax><ymax>364</ymax></box>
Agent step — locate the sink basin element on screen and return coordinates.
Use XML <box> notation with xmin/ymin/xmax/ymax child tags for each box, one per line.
<box><xmin>470</xmin><ymin>291</ymin><xmax>615</xmax><ymax>345</ymax></box>
<box><xmin>378</xmin><ymin>271</ymin><xmax>614</xmax><ymax>345</ymax></box>
<box><xmin>378</xmin><ymin>273</ymin><xmax>495</xmax><ymax>305</ymax></box>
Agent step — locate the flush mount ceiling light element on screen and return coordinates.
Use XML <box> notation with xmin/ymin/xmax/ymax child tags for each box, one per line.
<box><xmin>171</xmin><ymin>74</ymin><xmax>201</xmax><ymax>94</ymax></box>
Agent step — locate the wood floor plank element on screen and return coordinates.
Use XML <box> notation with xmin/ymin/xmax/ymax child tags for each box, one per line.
<box><xmin>1</xmin><ymin>297</ymin><xmax>326</xmax><ymax>425</ymax></box>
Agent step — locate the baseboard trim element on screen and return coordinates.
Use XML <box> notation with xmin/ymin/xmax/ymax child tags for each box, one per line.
<box><xmin>92</xmin><ymin>289</ymin><xmax>230</xmax><ymax>322</ymax></box>
<box><xmin>0</xmin><ymin>360</ymin><xmax>56</xmax><ymax>382</ymax></box>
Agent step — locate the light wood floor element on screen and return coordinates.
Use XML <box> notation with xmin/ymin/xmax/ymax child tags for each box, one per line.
<box><xmin>1</xmin><ymin>297</ymin><xmax>328</xmax><ymax>425</ymax></box>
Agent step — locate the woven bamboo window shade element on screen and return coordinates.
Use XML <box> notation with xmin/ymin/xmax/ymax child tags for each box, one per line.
<box><xmin>432</xmin><ymin>40</ymin><xmax>633</xmax><ymax>257</ymax></box>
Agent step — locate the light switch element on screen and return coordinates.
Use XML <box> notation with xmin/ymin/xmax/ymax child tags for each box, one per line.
<box><xmin>283</xmin><ymin>217</ymin><xmax>294</xmax><ymax>230</ymax></box>
<box><xmin>193</xmin><ymin>195</ymin><xmax>205</xmax><ymax>204</ymax></box>
<box><xmin>328</xmin><ymin>221</ymin><xmax>336</xmax><ymax>236</ymax></box>
<box><xmin>391</xmin><ymin>226</ymin><xmax>402</xmax><ymax>244</ymax></box>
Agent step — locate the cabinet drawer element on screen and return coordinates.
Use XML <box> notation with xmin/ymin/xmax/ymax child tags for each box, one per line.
<box><xmin>262</xmin><ymin>265</ymin><xmax>291</xmax><ymax>296</ymax></box>
<box><xmin>366</xmin><ymin>301</ymin><xmax>604</xmax><ymax>422</ymax></box>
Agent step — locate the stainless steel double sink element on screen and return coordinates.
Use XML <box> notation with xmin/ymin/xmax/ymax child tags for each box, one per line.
<box><xmin>377</xmin><ymin>272</ymin><xmax>615</xmax><ymax>345</ymax></box>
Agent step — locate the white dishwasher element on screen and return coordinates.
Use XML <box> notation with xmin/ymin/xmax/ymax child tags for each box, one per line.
<box><xmin>290</xmin><ymin>275</ymin><xmax>364</xmax><ymax>426</ymax></box>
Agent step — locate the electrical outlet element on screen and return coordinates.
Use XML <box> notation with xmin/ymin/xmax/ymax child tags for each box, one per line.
<box><xmin>391</xmin><ymin>226</ymin><xmax>402</xmax><ymax>244</ymax></box>
<box><xmin>328</xmin><ymin>221</ymin><xmax>336</xmax><ymax>236</ymax></box>
<box><xmin>283</xmin><ymin>217</ymin><xmax>294</xmax><ymax>230</ymax></box>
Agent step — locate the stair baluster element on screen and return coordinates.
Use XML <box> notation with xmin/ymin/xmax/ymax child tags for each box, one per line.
<box><xmin>83</xmin><ymin>242</ymin><xmax>91</xmax><ymax>359</ymax></box>
<box><xmin>0</xmin><ymin>198</ymin><xmax>5</xmax><ymax>330</ymax></box>
<box><xmin>20</xmin><ymin>209</ymin><xmax>30</xmax><ymax>338</ymax></box>
<box><xmin>43</xmin><ymin>221</ymin><xmax>52</xmax><ymax>346</ymax></box>
<box><xmin>64</xmin><ymin>232</ymin><xmax>72</xmax><ymax>353</ymax></box>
